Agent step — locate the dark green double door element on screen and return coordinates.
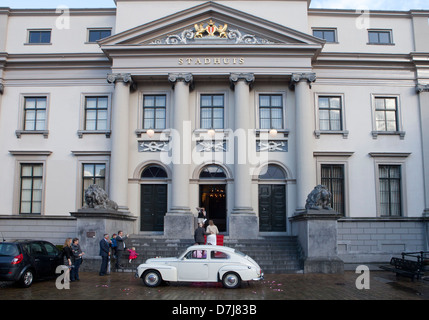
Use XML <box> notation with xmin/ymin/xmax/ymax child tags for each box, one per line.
<box><xmin>140</xmin><ymin>184</ymin><xmax>167</xmax><ymax>231</ymax></box>
<box><xmin>258</xmin><ymin>184</ymin><xmax>286</xmax><ymax>232</ymax></box>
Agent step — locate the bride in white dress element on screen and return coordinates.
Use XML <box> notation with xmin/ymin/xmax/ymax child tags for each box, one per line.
<box><xmin>206</xmin><ymin>220</ymin><xmax>219</xmax><ymax>245</ymax></box>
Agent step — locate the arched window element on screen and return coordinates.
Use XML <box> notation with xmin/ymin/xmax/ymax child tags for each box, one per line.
<box><xmin>258</xmin><ymin>164</ymin><xmax>286</xmax><ymax>180</ymax></box>
<box><xmin>199</xmin><ymin>165</ymin><xmax>227</xmax><ymax>179</ymax></box>
<box><xmin>141</xmin><ymin>165</ymin><xmax>167</xmax><ymax>179</ymax></box>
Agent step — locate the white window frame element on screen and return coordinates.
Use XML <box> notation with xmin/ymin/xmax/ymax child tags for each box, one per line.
<box><xmin>78</xmin><ymin>92</ymin><xmax>112</xmax><ymax>138</ymax></box>
<box><xmin>314</xmin><ymin>93</ymin><xmax>348</xmax><ymax>139</ymax></box>
<box><xmin>16</xmin><ymin>93</ymin><xmax>50</xmax><ymax>138</ymax></box>
<box><xmin>25</xmin><ymin>29</ymin><xmax>52</xmax><ymax>45</ymax></box>
<box><xmin>367</xmin><ymin>29</ymin><xmax>394</xmax><ymax>45</ymax></box>
<box><xmin>9</xmin><ymin>151</ymin><xmax>52</xmax><ymax>215</ymax></box>
<box><xmin>312</xmin><ymin>28</ymin><xmax>338</xmax><ymax>43</ymax></box>
<box><xmin>255</xmin><ymin>91</ymin><xmax>289</xmax><ymax>137</ymax></box>
<box><xmin>370</xmin><ymin>94</ymin><xmax>405</xmax><ymax>139</ymax></box>
<box><xmin>136</xmin><ymin>90</ymin><xmax>171</xmax><ymax>138</ymax></box>
<box><xmin>86</xmin><ymin>28</ymin><xmax>113</xmax><ymax>44</ymax></box>
<box><xmin>369</xmin><ymin>152</ymin><xmax>410</xmax><ymax>217</ymax></box>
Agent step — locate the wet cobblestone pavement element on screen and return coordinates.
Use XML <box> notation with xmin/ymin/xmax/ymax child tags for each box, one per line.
<box><xmin>1</xmin><ymin>271</ymin><xmax>428</xmax><ymax>301</ymax></box>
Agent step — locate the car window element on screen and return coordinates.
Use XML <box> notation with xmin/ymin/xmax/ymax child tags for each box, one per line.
<box><xmin>28</xmin><ymin>242</ymin><xmax>45</xmax><ymax>256</ymax></box>
<box><xmin>211</xmin><ymin>251</ymin><xmax>229</xmax><ymax>259</ymax></box>
<box><xmin>42</xmin><ymin>242</ymin><xmax>59</xmax><ymax>256</ymax></box>
<box><xmin>0</xmin><ymin>243</ymin><xmax>19</xmax><ymax>256</ymax></box>
<box><xmin>184</xmin><ymin>250</ymin><xmax>207</xmax><ymax>260</ymax></box>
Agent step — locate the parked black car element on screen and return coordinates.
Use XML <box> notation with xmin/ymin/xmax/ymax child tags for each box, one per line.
<box><xmin>0</xmin><ymin>240</ymin><xmax>62</xmax><ymax>287</ymax></box>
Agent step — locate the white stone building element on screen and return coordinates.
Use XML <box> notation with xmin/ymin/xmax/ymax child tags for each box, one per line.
<box><xmin>0</xmin><ymin>0</ymin><xmax>428</xmax><ymax>268</ymax></box>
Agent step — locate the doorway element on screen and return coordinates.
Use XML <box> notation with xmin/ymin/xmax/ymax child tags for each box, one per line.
<box><xmin>140</xmin><ymin>184</ymin><xmax>167</xmax><ymax>231</ymax></box>
<box><xmin>258</xmin><ymin>184</ymin><xmax>286</xmax><ymax>232</ymax></box>
<box><xmin>199</xmin><ymin>184</ymin><xmax>226</xmax><ymax>232</ymax></box>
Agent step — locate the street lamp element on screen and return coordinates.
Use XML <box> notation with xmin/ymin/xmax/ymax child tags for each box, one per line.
<box><xmin>207</xmin><ymin>129</ymin><xmax>216</xmax><ymax>138</ymax></box>
<box><xmin>269</xmin><ymin>128</ymin><xmax>278</xmax><ymax>137</ymax></box>
<box><xmin>146</xmin><ymin>129</ymin><xmax>155</xmax><ymax>138</ymax></box>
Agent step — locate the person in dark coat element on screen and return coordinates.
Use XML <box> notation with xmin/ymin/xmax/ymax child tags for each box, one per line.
<box><xmin>194</xmin><ymin>222</ymin><xmax>207</xmax><ymax>245</ymax></box>
<box><xmin>115</xmin><ymin>231</ymin><xmax>128</xmax><ymax>269</ymax></box>
<box><xmin>99</xmin><ymin>234</ymin><xmax>110</xmax><ymax>276</ymax></box>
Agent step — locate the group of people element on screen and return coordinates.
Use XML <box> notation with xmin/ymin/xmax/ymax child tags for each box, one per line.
<box><xmin>62</xmin><ymin>237</ymin><xmax>84</xmax><ymax>282</ymax></box>
<box><xmin>194</xmin><ymin>207</ymin><xmax>219</xmax><ymax>245</ymax></box>
<box><xmin>99</xmin><ymin>230</ymin><xmax>138</xmax><ymax>276</ymax></box>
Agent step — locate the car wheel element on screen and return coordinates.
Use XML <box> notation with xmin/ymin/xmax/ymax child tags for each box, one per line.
<box><xmin>142</xmin><ymin>270</ymin><xmax>162</xmax><ymax>287</ymax></box>
<box><xmin>19</xmin><ymin>269</ymin><xmax>34</xmax><ymax>288</ymax></box>
<box><xmin>222</xmin><ymin>272</ymin><xmax>241</xmax><ymax>289</ymax></box>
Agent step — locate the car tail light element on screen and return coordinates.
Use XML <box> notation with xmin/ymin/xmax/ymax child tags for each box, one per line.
<box><xmin>11</xmin><ymin>254</ymin><xmax>23</xmax><ymax>265</ymax></box>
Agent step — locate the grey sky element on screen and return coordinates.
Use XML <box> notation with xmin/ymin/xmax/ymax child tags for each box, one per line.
<box><xmin>1</xmin><ymin>0</ymin><xmax>428</xmax><ymax>10</ymax></box>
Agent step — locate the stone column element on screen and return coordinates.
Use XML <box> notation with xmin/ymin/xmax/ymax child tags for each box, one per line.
<box><xmin>417</xmin><ymin>84</ymin><xmax>429</xmax><ymax>220</ymax></box>
<box><xmin>164</xmin><ymin>73</ymin><xmax>194</xmax><ymax>239</ymax></box>
<box><xmin>229</xmin><ymin>73</ymin><xmax>258</xmax><ymax>239</ymax></box>
<box><xmin>107</xmin><ymin>73</ymin><xmax>133</xmax><ymax>211</ymax></box>
<box><xmin>291</xmin><ymin>73</ymin><xmax>317</xmax><ymax>211</ymax></box>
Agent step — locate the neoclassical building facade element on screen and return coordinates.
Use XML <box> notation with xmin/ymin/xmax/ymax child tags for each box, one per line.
<box><xmin>0</xmin><ymin>0</ymin><xmax>428</xmax><ymax>266</ymax></box>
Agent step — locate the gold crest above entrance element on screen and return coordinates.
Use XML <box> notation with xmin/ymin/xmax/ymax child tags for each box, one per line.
<box><xmin>194</xmin><ymin>20</ymin><xmax>228</xmax><ymax>39</ymax></box>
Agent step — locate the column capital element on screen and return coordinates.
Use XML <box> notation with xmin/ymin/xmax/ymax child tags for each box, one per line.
<box><xmin>107</xmin><ymin>73</ymin><xmax>133</xmax><ymax>85</ymax></box>
<box><xmin>229</xmin><ymin>73</ymin><xmax>255</xmax><ymax>89</ymax></box>
<box><xmin>290</xmin><ymin>73</ymin><xmax>316</xmax><ymax>88</ymax></box>
<box><xmin>416</xmin><ymin>84</ymin><xmax>429</xmax><ymax>93</ymax></box>
<box><xmin>168</xmin><ymin>73</ymin><xmax>193</xmax><ymax>84</ymax></box>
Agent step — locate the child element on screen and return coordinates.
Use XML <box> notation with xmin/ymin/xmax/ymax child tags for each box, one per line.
<box><xmin>127</xmin><ymin>247</ymin><xmax>138</xmax><ymax>263</ymax></box>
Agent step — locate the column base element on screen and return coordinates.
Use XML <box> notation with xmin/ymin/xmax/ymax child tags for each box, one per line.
<box><xmin>229</xmin><ymin>212</ymin><xmax>259</xmax><ymax>239</ymax></box>
<box><xmin>164</xmin><ymin>211</ymin><xmax>194</xmax><ymax>239</ymax></box>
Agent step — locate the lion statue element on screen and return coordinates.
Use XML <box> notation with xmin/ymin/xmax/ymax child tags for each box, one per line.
<box><xmin>305</xmin><ymin>185</ymin><xmax>332</xmax><ymax>210</ymax></box>
<box><xmin>84</xmin><ymin>184</ymin><xmax>118</xmax><ymax>211</ymax></box>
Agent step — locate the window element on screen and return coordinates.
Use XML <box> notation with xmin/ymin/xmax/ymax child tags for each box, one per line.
<box><xmin>85</xmin><ymin>96</ymin><xmax>108</xmax><ymax>131</ymax></box>
<box><xmin>374</xmin><ymin>97</ymin><xmax>398</xmax><ymax>132</ymax></box>
<box><xmin>318</xmin><ymin>96</ymin><xmax>342</xmax><ymax>131</ymax></box>
<box><xmin>200</xmin><ymin>94</ymin><xmax>224</xmax><ymax>129</ymax></box>
<box><xmin>259</xmin><ymin>94</ymin><xmax>283</xmax><ymax>129</ymax></box>
<box><xmin>184</xmin><ymin>250</ymin><xmax>207</xmax><ymax>259</ymax></box>
<box><xmin>143</xmin><ymin>95</ymin><xmax>166</xmax><ymax>129</ymax></box>
<box><xmin>20</xmin><ymin>164</ymin><xmax>43</xmax><ymax>214</ymax></box>
<box><xmin>258</xmin><ymin>164</ymin><xmax>286</xmax><ymax>180</ymax></box>
<box><xmin>379</xmin><ymin>165</ymin><xmax>402</xmax><ymax>216</ymax></box>
<box><xmin>211</xmin><ymin>251</ymin><xmax>229</xmax><ymax>259</ymax></box>
<box><xmin>24</xmin><ymin>97</ymin><xmax>47</xmax><ymax>131</ymax></box>
<box><xmin>82</xmin><ymin>163</ymin><xmax>106</xmax><ymax>205</ymax></box>
<box><xmin>313</xmin><ymin>29</ymin><xmax>336</xmax><ymax>42</ymax></box>
<box><xmin>88</xmin><ymin>29</ymin><xmax>111</xmax><ymax>43</ymax></box>
<box><xmin>368</xmin><ymin>30</ymin><xmax>392</xmax><ymax>44</ymax></box>
<box><xmin>141</xmin><ymin>165</ymin><xmax>168</xmax><ymax>179</ymax></box>
<box><xmin>321</xmin><ymin>164</ymin><xmax>345</xmax><ymax>215</ymax></box>
<box><xmin>28</xmin><ymin>30</ymin><xmax>51</xmax><ymax>44</ymax></box>
<box><xmin>199</xmin><ymin>165</ymin><xmax>227</xmax><ymax>179</ymax></box>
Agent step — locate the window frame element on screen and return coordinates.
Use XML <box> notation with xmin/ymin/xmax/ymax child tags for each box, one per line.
<box><xmin>320</xmin><ymin>164</ymin><xmax>345</xmax><ymax>215</ymax></box>
<box><xmin>78</xmin><ymin>93</ymin><xmax>112</xmax><ymax>138</ymax></box>
<box><xmin>86</xmin><ymin>28</ymin><xmax>112</xmax><ymax>43</ymax></box>
<box><xmin>312</xmin><ymin>28</ymin><xmax>338</xmax><ymax>43</ymax></box>
<box><xmin>16</xmin><ymin>93</ymin><xmax>50</xmax><ymax>138</ymax></box>
<box><xmin>314</xmin><ymin>93</ymin><xmax>348</xmax><ymax>138</ymax></box>
<box><xmin>199</xmin><ymin>93</ymin><xmax>225</xmax><ymax>130</ymax></box>
<box><xmin>370</xmin><ymin>94</ymin><xmax>405</xmax><ymax>139</ymax></box>
<box><xmin>370</xmin><ymin>152</ymin><xmax>410</xmax><ymax>217</ymax></box>
<box><xmin>142</xmin><ymin>94</ymin><xmax>167</xmax><ymax>130</ymax></box>
<box><xmin>26</xmin><ymin>29</ymin><xmax>52</xmax><ymax>45</ymax></box>
<box><xmin>136</xmin><ymin>90</ymin><xmax>170</xmax><ymax>138</ymax></box>
<box><xmin>367</xmin><ymin>29</ymin><xmax>394</xmax><ymax>45</ymax></box>
<box><xmin>82</xmin><ymin>163</ymin><xmax>107</xmax><ymax>206</ymax></box>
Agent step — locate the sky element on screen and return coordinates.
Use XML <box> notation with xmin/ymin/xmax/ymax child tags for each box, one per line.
<box><xmin>0</xmin><ymin>0</ymin><xmax>428</xmax><ymax>10</ymax></box>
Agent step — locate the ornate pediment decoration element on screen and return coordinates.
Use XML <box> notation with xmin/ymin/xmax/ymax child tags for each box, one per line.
<box><xmin>150</xmin><ymin>19</ymin><xmax>275</xmax><ymax>45</ymax></box>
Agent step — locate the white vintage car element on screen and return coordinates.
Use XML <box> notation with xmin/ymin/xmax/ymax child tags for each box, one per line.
<box><xmin>135</xmin><ymin>245</ymin><xmax>264</xmax><ymax>289</ymax></box>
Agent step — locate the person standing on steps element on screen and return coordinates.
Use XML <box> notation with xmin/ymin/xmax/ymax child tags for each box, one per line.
<box><xmin>115</xmin><ymin>230</ymin><xmax>128</xmax><ymax>270</ymax></box>
<box><xmin>99</xmin><ymin>234</ymin><xmax>111</xmax><ymax>276</ymax></box>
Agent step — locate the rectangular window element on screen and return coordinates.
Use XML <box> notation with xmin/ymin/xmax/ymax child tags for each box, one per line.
<box><xmin>368</xmin><ymin>30</ymin><xmax>392</xmax><ymax>44</ymax></box>
<box><xmin>88</xmin><ymin>29</ymin><xmax>112</xmax><ymax>43</ymax></box>
<box><xmin>379</xmin><ymin>165</ymin><xmax>401</xmax><ymax>216</ymax></box>
<box><xmin>28</xmin><ymin>30</ymin><xmax>51</xmax><ymax>44</ymax></box>
<box><xmin>200</xmin><ymin>94</ymin><xmax>224</xmax><ymax>129</ymax></box>
<box><xmin>85</xmin><ymin>96</ymin><xmax>108</xmax><ymax>131</ymax></box>
<box><xmin>20</xmin><ymin>164</ymin><xmax>43</xmax><ymax>214</ymax></box>
<box><xmin>321</xmin><ymin>164</ymin><xmax>345</xmax><ymax>215</ymax></box>
<box><xmin>375</xmin><ymin>97</ymin><xmax>398</xmax><ymax>132</ymax></box>
<box><xmin>82</xmin><ymin>163</ymin><xmax>106</xmax><ymax>205</ymax></box>
<box><xmin>259</xmin><ymin>94</ymin><xmax>283</xmax><ymax>129</ymax></box>
<box><xmin>318</xmin><ymin>96</ymin><xmax>342</xmax><ymax>131</ymax></box>
<box><xmin>143</xmin><ymin>95</ymin><xmax>166</xmax><ymax>129</ymax></box>
<box><xmin>24</xmin><ymin>97</ymin><xmax>47</xmax><ymax>131</ymax></box>
<box><xmin>313</xmin><ymin>29</ymin><xmax>336</xmax><ymax>42</ymax></box>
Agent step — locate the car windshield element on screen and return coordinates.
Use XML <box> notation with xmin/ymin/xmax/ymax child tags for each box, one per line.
<box><xmin>0</xmin><ymin>243</ymin><xmax>19</xmax><ymax>256</ymax></box>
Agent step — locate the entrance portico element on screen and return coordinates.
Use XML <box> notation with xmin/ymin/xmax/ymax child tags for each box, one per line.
<box><xmin>101</xmin><ymin>1</ymin><xmax>325</xmax><ymax>239</ymax></box>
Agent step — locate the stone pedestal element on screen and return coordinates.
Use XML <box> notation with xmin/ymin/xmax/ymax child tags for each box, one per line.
<box><xmin>70</xmin><ymin>209</ymin><xmax>137</xmax><ymax>262</ymax></box>
<box><xmin>228</xmin><ymin>213</ymin><xmax>259</xmax><ymax>239</ymax></box>
<box><xmin>290</xmin><ymin>209</ymin><xmax>344</xmax><ymax>273</ymax></box>
<box><xmin>163</xmin><ymin>213</ymin><xmax>194</xmax><ymax>239</ymax></box>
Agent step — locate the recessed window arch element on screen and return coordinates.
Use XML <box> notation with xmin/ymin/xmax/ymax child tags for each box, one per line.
<box><xmin>141</xmin><ymin>165</ymin><xmax>168</xmax><ymax>179</ymax></box>
<box><xmin>199</xmin><ymin>165</ymin><xmax>227</xmax><ymax>179</ymax></box>
<box><xmin>258</xmin><ymin>164</ymin><xmax>286</xmax><ymax>180</ymax></box>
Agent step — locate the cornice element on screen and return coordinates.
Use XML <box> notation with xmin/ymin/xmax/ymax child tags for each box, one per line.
<box><xmin>7</xmin><ymin>8</ymin><xmax>116</xmax><ymax>16</ymax></box>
